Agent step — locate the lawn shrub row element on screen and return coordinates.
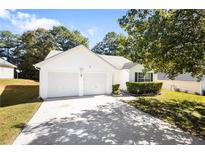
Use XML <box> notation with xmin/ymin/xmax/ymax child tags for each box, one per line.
<box><xmin>126</xmin><ymin>82</ymin><xmax>163</xmax><ymax>95</ymax></box>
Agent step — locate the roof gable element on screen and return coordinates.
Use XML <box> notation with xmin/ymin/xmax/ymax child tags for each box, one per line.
<box><xmin>34</xmin><ymin>45</ymin><xmax>117</xmax><ymax>70</ymax></box>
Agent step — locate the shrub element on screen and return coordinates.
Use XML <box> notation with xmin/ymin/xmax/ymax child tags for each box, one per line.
<box><xmin>112</xmin><ymin>84</ymin><xmax>121</xmax><ymax>95</ymax></box>
<box><xmin>126</xmin><ymin>82</ymin><xmax>163</xmax><ymax>95</ymax></box>
<box><xmin>184</xmin><ymin>90</ymin><xmax>188</xmax><ymax>93</ymax></box>
<box><xmin>202</xmin><ymin>90</ymin><xmax>205</xmax><ymax>96</ymax></box>
<box><xmin>174</xmin><ymin>88</ymin><xmax>181</xmax><ymax>92</ymax></box>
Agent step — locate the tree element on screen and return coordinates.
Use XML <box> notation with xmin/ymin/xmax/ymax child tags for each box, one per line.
<box><xmin>118</xmin><ymin>9</ymin><xmax>205</xmax><ymax>79</ymax></box>
<box><xmin>114</xmin><ymin>34</ymin><xmax>134</xmax><ymax>59</ymax></box>
<box><xmin>0</xmin><ymin>31</ymin><xmax>21</xmax><ymax>64</ymax></box>
<box><xmin>50</xmin><ymin>26</ymin><xmax>88</xmax><ymax>51</ymax></box>
<box><xmin>92</xmin><ymin>32</ymin><xmax>118</xmax><ymax>55</ymax></box>
<box><xmin>0</xmin><ymin>26</ymin><xmax>89</xmax><ymax>80</ymax></box>
<box><xmin>92</xmin><ymin>32</ymin><xmax>131</xmax><ymax>59</ymax></box>
<box><xmin>20</xmin><ymin>28</ymin><xmax>55</xmax><ymax>79</ymax></box>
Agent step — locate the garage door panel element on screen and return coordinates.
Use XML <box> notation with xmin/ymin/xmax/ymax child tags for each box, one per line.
<box><xmin>48</xmin><ymin>72</ymin><xmax>78</xmax><ymax>97</ymax></box>
<box><xmin>84</xmin><ymin>73</ymin><xmax>106</xmax><ymax>95</ymax></box>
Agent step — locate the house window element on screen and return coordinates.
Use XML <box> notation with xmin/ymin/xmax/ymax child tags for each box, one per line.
<box><xmin>135</xmin><ymin>72</ymin><xmax>153</xmax><ymax>82</ymax></box>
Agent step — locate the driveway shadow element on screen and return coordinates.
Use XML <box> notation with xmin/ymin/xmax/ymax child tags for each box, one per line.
<box><xmin>18</xmin><ymin>101</ymin><xmax>205</xmax><ymax>145</ymax></box>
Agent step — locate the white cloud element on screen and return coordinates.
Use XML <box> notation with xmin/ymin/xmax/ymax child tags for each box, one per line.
<box><xmin>24</xmin><ymin>17</ymin><xmax>60</xmax><ymax>31</ymax></box>
<box><xmin>0</xmin><ymin>9</ymin><xmax>11</xmax><ymax>19</ymax></box>
<box><xmin>87</xmin><ymin>26</ymin><xmax>98</xmax><ymax>37</ymax></box>
<box><xmin>9</xmin><ymin>9</ymin><xmax>16</xmax><ymax>12</ymax></box>
<box><xmin>0</xmin><ymin>9</ymin><xmax>61</xmax><ymax>32</ymax></box>
<box><xmin>16</xmin><ymin>12</ymin><xmax>30</xmax><ymax>19</ymax></box>
<box><xmin>12</xmin><ymin>15</ymin><xmax>61</xmax><ymax>31</ymax></box>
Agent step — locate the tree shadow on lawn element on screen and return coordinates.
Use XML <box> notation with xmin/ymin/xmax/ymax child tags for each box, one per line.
<box><xmin>17</xmin><ymin>101</ymin><xmax>205</xmax><ymax>145</ymax></box>
<box><xmin>0</xmin><ymin>85</ymin><xmax>41</xmax><ymax>107</ymax></box>
<box><xmin>128</xmin><ymin>98</ymin><xmax>205</xmax><ymax>139</ymax></box>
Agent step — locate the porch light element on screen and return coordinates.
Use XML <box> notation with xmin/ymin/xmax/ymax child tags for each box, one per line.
<box><xmin>80</xmin><ymin>67</ymin><xmax>84</xmax><ymax>78</ymax></box>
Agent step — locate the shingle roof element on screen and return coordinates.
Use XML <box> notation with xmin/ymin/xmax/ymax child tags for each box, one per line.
<box><xmin>122</xmin><ymin>62</ymin><xmax>137</xmax><ymax>69</ymax></box>
<box><xmin>0</xmin><ymin>57</ymin><xmax>16</xmax><ymax>68</ymax></box>
<box><xmin>158</xmin><ymin>72</ymin><xmax>205</xmax><ymax>81</ymax></box>
<box><xmin>45</xmin><ymin>50</ymin><xmax>63</xmax><ymax>59</ymax></box>
<box><xmin>97</xmin><ymin>54</ymin><xmax>132</xmax><ymax>69</ymax></box>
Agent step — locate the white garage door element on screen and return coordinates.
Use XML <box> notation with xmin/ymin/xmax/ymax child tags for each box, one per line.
<box><xmin>47</xmin><ymin>72</ymin><xmax>79</xmax><ymax>98</ymax></box>
<box><xmin>84</xmin><ymin>73</ymin><xmax>107</xmax><ymax>95</ymax></box>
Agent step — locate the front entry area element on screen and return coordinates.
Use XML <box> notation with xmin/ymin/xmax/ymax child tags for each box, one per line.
<box><xmin>46</xmin><ymin>72</ymin><xmax>110</xmax><ymax>98</ymax></box>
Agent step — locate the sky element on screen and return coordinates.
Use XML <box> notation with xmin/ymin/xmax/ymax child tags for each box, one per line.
<box><xmin>0</xmin><ymin>9</ymin><xmax>127</xmax><ymax>48</ymax></box>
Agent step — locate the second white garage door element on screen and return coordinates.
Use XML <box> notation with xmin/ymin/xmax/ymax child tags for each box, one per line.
<box><xmin>47</xmin><ymin>72</ymin><xmax>79</xmax><ymax>98</ymax></box>
<box><xmin>83</xmin><ymin>73</ymin><xmax>107</xmax><ymax>95</ymax></box>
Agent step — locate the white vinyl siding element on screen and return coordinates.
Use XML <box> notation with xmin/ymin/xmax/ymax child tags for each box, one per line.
<box><xmin>0</xmin><ymin>66</ymin><xmax>14</xmax><ymax>78</ymax></box>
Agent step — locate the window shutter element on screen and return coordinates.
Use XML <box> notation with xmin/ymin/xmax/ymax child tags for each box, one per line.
<box><xmin>151</xmin><ymin>73</ymin><xmax>153</xmax><ymax>81</ymax></box>
<box><xmin>135</xmin><ymin>72</ymin><xmax>138</xmax><ymax>82</ymax></box>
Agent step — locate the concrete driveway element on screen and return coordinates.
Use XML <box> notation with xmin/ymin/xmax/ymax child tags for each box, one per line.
<box><xmin>13</xmin><ymin>95</ymin><xmax>205</xmax><ymax>145</ymax></box>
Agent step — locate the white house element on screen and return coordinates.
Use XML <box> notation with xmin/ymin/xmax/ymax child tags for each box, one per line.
<box><xmin>34</xmin><ymin>45</ymin><xmax>157</xmax><ymax>99</ymax></box>
<box><xmin>158</xmin><ymin>73</ymin><xmax>205</xmax><ymax>95</ymax></box>
<box><xmin>0</xmin><ymin>57</ymin><xmax>16</xmax><ymax>79</ymax></box>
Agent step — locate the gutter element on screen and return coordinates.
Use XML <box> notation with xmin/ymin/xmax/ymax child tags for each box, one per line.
<box><xmin>33</xmin><ymin>65</ymin><xmax>40</xmax><ymax>71</ymax></box>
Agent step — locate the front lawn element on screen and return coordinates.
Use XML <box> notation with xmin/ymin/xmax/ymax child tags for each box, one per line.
<box><xmin>126</xmin><ymin>89</ymin><xmax>205</xmax><ymax>138</ymax></box>
<box><xmin>0</xmin><ymin>79</ymin><xmax>42</xmax><ymax>144</ymax></box>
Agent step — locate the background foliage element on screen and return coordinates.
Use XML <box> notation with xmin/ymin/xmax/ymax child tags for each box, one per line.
<box><xmin>91</xmin><ymin>32</ymin><xmax>132</xmax><ymax>59</ymax></box>
<box><xmin>0</xmin><ymin>26</ymin><xmax>88</xmax><ymax>79</ymax></box>
<box><xmin>118</xmin><ymin>9</ymin><xmax>205</xmax><ymax>79</ymax></box>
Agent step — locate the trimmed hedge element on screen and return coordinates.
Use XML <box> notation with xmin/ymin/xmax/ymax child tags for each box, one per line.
<box><xmin>126</xmin><ymin>82</ymin><xmax>163</xmax><ymax>95</ymax></box>
<box><xmin>112</xmin><ymin>84</ymin><xmax>121</xmax><ymax>95</ymax></box>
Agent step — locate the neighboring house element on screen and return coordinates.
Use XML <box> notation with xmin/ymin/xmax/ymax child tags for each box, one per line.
<box><xmin>0</xmin><ymin>57</ymin><xmax>16</xmax><ymax>79</ymax></box>
<box><xmin>158</xmin><ymin>73</ymin><xmax>205</xmax><ymax>95</ymax></box>
<box><xmin>34</xmin><ymin>45</ymin><xmax>157</xmax><ymax>99</ymax></box>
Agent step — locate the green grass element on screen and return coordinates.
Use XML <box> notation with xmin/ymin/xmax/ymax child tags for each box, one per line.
<box><xmin>0</xmin><ymin>79</ymin><xmax>42</xmax><ymax>144</ymax></box>
<box><xmin>126</xmin><ymin>89</ymin><xmax>205</xmax><ymax>138</ymax></box>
